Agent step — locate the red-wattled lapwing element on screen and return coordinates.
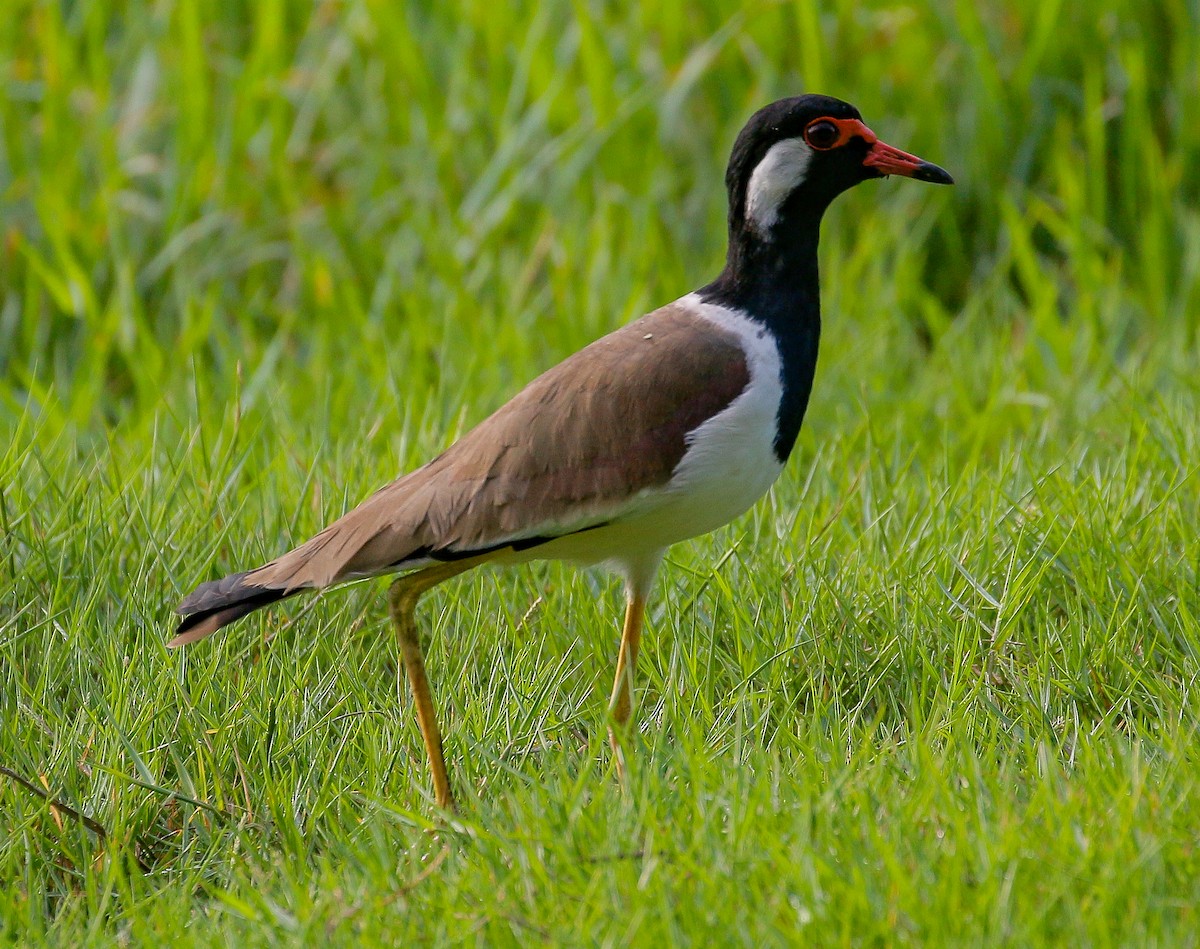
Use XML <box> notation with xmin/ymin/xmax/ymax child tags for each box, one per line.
<box><xmin>173</xmin><ymin>94</ymin><xmax>952</xmax><ymax>809</ymax></box>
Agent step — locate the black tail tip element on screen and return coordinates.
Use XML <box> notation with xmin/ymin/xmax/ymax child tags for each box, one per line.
<box><xmin>171</xmin><ymin>571</ymin><xmax>291</xmax><ymax>647</ymax></box>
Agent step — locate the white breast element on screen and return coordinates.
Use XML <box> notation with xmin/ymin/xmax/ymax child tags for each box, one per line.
<box><xmin>528</xmin><ymin>294</ymin><xmax>785</xmax><ymax>575</ymax></box>
<box><xmin>644</xmin><ymin>293</ymin><xmax>786</xmax><ymax>537</ymax></box>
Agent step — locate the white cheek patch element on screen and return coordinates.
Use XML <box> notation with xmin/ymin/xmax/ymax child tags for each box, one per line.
<box><xmin>745</xmin><ymin>137</ymin><xmax>813</xmax><ymax>237</ymax></box>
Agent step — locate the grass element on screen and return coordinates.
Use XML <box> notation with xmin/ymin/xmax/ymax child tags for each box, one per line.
<box><xmin>2</xmin><ymin>0</ymin><xmax>1200</xmax><ymax>944</ymax></box>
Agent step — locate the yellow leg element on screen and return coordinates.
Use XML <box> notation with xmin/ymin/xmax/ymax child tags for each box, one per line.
<box><xmin>387</xmin><ymin>558</ymin><xmax>485</xmax><ymax>811</ymax></box>
<box><xmin>607</xmin><ymin>591</ymin><xmax>647</xmax><ymax>784</ymax></box>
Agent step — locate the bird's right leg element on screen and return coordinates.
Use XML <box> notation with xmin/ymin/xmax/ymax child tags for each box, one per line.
<box><xmin>387</xmin><ymin>558</ymin><xmax>485</xmax><ymax>811</ymax></box>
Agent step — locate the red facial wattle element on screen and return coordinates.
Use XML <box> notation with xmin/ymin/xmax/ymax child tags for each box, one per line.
<box><xmin>806</xmin><ymin>116</ymin><xmax>954</xmax><ymax>185</ymax></box>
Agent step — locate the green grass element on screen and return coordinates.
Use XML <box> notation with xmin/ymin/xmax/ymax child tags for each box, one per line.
<box><xmin>3</xmin><ymin>1</ymin><xmax>1200</xmax><ymax>944</ymax></box>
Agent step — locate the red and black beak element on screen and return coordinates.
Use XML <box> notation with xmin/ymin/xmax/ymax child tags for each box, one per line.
<box><xmin>863</xmin><ymin>138</ymin><xmax>954</xmax><ymax>184</ymax></box>
<box><xmin>822</xmin><ymin>118</ymin><xmax>953</xmax><ymax>185</ymax></box>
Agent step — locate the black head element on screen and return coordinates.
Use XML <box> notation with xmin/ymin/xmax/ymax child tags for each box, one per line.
<box><xmin>702</xmin><ymin>96</ymin><xmax>953</xmax><ymax>466</ymax></box>
<box><xmin>724</xmin><ymin>94</ymin><xmax>953</xmax><ymax>244</ymax></box>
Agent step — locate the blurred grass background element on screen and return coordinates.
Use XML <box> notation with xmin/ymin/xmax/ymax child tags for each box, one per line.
<box><xmin>4</xmin><ymin>0</ymin><xmax>1198</xmax><ymax>425</ymax></box>
<box><xmin>2</xmin><ymin>1</ymin><xmax>1200</xmax><ymax>944</ymax></box>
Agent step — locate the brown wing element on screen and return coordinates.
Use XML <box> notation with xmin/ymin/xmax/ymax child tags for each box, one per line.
<box><xmin>245</xmin><ymin>301</ymin><xmax>750</xmax><ymax>590</ymax></box>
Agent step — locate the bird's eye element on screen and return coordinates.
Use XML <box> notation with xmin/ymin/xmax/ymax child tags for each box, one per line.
<box><xmin>804</xmin><ymin>119</ymin><xmax>841</xmax><ymax>150</ymax></box>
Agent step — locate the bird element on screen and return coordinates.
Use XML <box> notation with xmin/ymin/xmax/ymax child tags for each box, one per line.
<box><xmin>172</xmin><ymin>94</ymin><xmax>952</xmax><ymax>810</ymax></box>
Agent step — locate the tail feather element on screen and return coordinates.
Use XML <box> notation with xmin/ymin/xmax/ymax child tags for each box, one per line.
<box><xmin>170</xmin><ymin>570</ymin><xmax>301</xmax><ymax>648</ymax></box>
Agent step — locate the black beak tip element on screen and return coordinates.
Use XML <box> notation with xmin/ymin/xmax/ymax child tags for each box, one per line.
<box><xmin>915</xmin><ymin>161</ymin><xmax>954</xmax><ymax>185</ymax></box>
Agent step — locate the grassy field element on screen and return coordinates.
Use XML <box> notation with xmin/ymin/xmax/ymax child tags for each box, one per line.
<box><xmin>3</xmin><ymin>1</ymin><xmax>1200</xmax><ymax>943</ymax></box>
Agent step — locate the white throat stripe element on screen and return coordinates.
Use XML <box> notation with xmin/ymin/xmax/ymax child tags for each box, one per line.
<box><xmin>745</xmin><ymin>137</ymin><xmax>812</xmax><ymax>237</ymax></box>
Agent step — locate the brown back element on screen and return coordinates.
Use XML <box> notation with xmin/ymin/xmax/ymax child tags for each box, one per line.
<box><xmin>247</xmin><ymin>302</ymin><xmax>751</xmax><ymax>590</ymax></box>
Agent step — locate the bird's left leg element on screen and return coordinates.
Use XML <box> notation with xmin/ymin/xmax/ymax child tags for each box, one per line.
<box><xmin>607</xmin><ymin>592</ymin><xmax>646</xmax><ymax>732</ymax></box>
<box><xmin>607</xmin><ymin>560</ymin><xmax>659</xmax><ymax>785</ymax></box>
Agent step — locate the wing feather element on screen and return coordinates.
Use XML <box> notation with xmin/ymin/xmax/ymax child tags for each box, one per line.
<box><xmin>244</xmin><ymin>301</ymin><xmax>751</xmax><ymax>591</ymax></box>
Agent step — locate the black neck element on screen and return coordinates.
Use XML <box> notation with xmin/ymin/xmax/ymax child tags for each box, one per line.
<box><xmin>699</xmin><ymin>206</ymin><xmax>824</xmax><ymax>463</ymax></box>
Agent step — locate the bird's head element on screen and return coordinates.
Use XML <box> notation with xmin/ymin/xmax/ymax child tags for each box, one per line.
<box><xmin>726</xmin><ymin>94</ymin><xmax>953</xmax><ymax>241</ymax></box>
